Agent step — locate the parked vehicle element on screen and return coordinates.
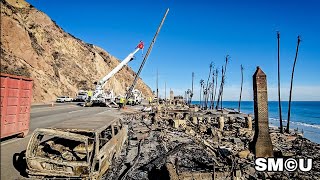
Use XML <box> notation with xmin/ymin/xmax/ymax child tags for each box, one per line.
<box><xmin>74</xmin><ymin>90</ymin><xmax>88</xmax><ymax>102</ymax></box>
<box><xmin>25</xmin><ymin>116</ymin><xmax>128</xmax><ymax>179</ymax></box>
<box><xmin>0</xmin><ymin>73</ymin><xmax>33</xmax><ymax>139</ymax></box>
<box><xmin>56</xmin><ymin>96</ymin><xmax>73</xmax><ymax>103</ymax></box>
<box><xmin>127</xmin><ymin>89</ymin><xmax>142</xmax><ymax>105</ymax></box>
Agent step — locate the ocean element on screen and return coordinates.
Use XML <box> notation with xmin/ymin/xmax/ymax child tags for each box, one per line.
<box><xmin>192</xmin><ymin>101</ymin><xmax>320</xmax><ymax>144</ymax></box>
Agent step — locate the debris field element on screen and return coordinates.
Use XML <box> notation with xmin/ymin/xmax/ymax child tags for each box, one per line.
<box><xmin>103</xmin><ymin>104</ymin><xmax>320</xmax><ymax>180</ymax></box>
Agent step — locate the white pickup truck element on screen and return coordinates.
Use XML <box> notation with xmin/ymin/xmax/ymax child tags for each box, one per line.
<box><xmin>74</xmin><ymin>90</ymin><xmax>88</xmax><ymax>102</ymax></box>
<box><xmin>56</xmin><ymin>96</ymin><xmax>73</xmax><ymax>103</ymax></box>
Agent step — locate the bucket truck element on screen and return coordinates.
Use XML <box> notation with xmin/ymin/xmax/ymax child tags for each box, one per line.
<box><xmin>127</xmin><ymin>89</ymin><xmax>142</xmax><ymax>105</ymax></box>
<box><xmin>85</xmin><ymin>41</ymin><xmax>144</xmax><ymax>107</ymax></box>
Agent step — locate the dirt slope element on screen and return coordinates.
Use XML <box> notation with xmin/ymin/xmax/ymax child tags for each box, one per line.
<box><xmin>0</xmin><ymin>0</ymin><xmax>153</xmax><ymax>103</ymax></box>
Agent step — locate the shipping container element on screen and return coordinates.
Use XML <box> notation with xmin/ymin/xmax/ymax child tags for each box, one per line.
<box><xmin>0</xmin><ymin>73</ymin><xmax>33</xmax><ymax>139</ymax></box>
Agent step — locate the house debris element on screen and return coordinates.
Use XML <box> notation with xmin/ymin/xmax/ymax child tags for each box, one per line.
<box><xmin>24</xmin><ymin>67</ymin><xmax>319</xmax><ymax>179</ymax></box>
<box><xmin>102</xmin><ymin>105</ymin><xmax>319</xmax><ymax>179</ymax></box>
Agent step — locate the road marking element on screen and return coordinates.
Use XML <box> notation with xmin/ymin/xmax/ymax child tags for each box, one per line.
<box><xmin>1</xmin><ymin>134</ymin><xmax>31</xmax><ymax>146</ymax></box>
<box><xmin>96</xmin><ymin>110</ymin><xmax>111</xmax><ymax>115</ymax></box>
<box><xmin>31</xmin><ymin>105</ymin><xmax>77</xmax><ymax>113</ymax></box>
<box><xmin>68</xmin><ymin>109</ymin><xmax>84</xmax><ymax>114</ymax></box>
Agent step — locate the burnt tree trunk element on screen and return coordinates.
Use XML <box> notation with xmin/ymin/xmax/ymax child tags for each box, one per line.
<box><xmin>286</xmin><ymin>36</ymin><xmax>301</xmax><ymax>133</ymax></box>
<box><xmin>213</xmin><ymin>69</ymin><xmax>218</xmax><ymax>109</ymax></box>
<box><xmin>216</xmin><ymin>56</ymin><xmax>229</xmax><ymax>110</ymax></box>
<box><xmin>238</xmin><ymin>65</ymin><xmax>244</xmax><ymax>112</ymax></box>
<box><xmin>277</xmin><ymin>32</ymin><xmax>284</xmax><ymax>133</ymax></box>
<box><xmin>204</xmin><ymin>63</ymin><xmax>213</xmax><ymax>109</ymax></box>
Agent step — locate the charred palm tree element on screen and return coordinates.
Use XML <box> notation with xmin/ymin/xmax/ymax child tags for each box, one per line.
<box><xmin>210</xmin><ymin>79</ymin><xmax>214</xmax><ymax>109</ymax></box>
<box><xmin>187</xmin><ymin>89</ymin><xmax>192</xmax><ymax>105</ymax></box>
<box><xmin>200</xmin><ymin>79</ymin><xmax>204</xmax><ymax>108</ymax></box>
<box><xmin>238</xmin><ymin>65</ymin><xmax>244</xmax><ymax>112</ymax></box>
<box><xmin>190</xmin><ymin>72</ymin><xmax>194</xmax><ymax>104</ymax></box>
<box><xmin>203</xmin><ymin>87</ymin><xmax>207</xmax><ymax>108</ymax></box>
<box><xmin>220</xmin><ymin>67</ymin><xmax>224</xmax><ymax>109</ymax></box>
<box><xmin>286</xmin><ymin>36</ymin><xmax>301</xmax><ymax>133</ymax></box>
<box><xmin>216</xmin><ymin>66</ymin><xmax>224</xmax><ymax>110</ymax></box>
<box><xmin>213</xmin><ymin>69</ymin><xmax>218</xmax><ymax>109</ymax></box>
<box><xmin>204</xmin><ymin>62</ymin><xmax>213</xmax><ymax>109</ymax></box>
<box><xmin>186</xmin><ymin>90</ymin><xmax>189</xmax><ymax>104</ymax></box>
<box><xmin>216</xmin><ymin>55</ymin><xmax>229</xmax><ymax>109</ymax></box>
<box><xmin>277</xmin><ymin>32</ymin><xmax>284</xmax><ymax>133</ymax></box>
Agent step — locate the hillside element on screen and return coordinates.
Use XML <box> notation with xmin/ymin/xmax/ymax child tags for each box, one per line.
<box><xmin>0</xmin><ymin>0</ymin><xmax>153</xmax><ymax>103</ymax></box>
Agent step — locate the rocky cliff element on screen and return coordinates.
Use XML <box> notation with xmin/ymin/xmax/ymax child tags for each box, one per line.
<box><xmin>0</xmin><ymin>0</ymin><xmax>153</xmax><ymax>103</ymax></box>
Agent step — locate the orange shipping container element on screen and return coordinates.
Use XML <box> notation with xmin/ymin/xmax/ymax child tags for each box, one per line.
<box><xmin>0</xmin><ymin>73</ymin><xmax>33</xmax><ymax>139</ymax></box>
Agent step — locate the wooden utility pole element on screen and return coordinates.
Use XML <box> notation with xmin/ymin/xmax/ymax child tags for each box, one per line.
<box><xmin>238</xmin><ymin>65</ymin><xmax>244</xmax><ymax>112</ymax></box>
<box><xmin>287</xmin><ymin>36</ymin><xmax>301</xmax><ymax>133</ymax></box>
<box><xmin>277</xmin><ymin>32</ymin><xmax>283</xmax><ymax>133</ymax></box>
<box><xmin>124</xmin><ymin>8</ymin><xmax>169</xmax><ymax>106</ymax></box>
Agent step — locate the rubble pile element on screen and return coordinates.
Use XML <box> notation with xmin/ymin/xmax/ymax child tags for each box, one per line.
<box><xmin>107</xmin><ymin>104</ymin><xmax>319</xmax><ymax>179</ymax></box>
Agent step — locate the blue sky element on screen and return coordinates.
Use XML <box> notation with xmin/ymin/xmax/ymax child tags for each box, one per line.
<box><xmin>27</xmin><ymin>0</ymin><xmax>320</xmax><ymax>101</ymax></box>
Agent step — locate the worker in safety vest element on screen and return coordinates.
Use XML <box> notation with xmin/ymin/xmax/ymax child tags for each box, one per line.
<box><xmin>87</xmin><ymin>90</ymin><xmax>93</xmax><ymax>101</ymax></box>
<box><xmin>119</xmin><ymin>97</ymin><xmax>125</xmax><ymax>108</ymax></box>
<box><xmin>148</xmin><ymin>97</ymin><xmax>152</xmax><ymax>104</ymax></box>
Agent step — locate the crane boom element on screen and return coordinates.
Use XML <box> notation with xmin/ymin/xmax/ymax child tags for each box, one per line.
<box><xmin>99</xmin><ymin>42</ymin><xmax>143</xmax><ymax>88</ymax></box>
<box><xmin>86</xmin><ymin>42</ymin><xmax>144</xmax><ymax>107</ymax></box>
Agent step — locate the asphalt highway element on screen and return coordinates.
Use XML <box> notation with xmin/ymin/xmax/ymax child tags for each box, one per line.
<box><xmin>0</xmin><ymin>102</ymin><xmax>124</xmax><ymax>179</ymax></box>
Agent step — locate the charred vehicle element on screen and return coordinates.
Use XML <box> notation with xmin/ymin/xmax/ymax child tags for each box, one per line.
<box><xmin>25</xmin><ymin>116</ymin><xmax>128</xmax><ymax>179</ymax></box>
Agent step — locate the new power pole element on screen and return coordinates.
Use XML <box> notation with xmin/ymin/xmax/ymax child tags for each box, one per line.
<box><xmin>124</xmin><ymin>8</ymin><xmax>169</xmax><ymax>107</ymax></box>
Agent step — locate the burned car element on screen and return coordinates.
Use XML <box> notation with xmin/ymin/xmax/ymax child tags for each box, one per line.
<box><xmin>25</xmin><ymin>116</ymin><xmax>128</xmax><ymax>179</ymax></box>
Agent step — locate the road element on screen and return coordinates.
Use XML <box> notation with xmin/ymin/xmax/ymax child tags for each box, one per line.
<box><xmin>0</xmin><ymin>102</ymin><xmax>128</xmax><ymax>180</ymax></box>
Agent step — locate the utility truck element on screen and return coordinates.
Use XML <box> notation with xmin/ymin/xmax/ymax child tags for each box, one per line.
<box><xmin>85</xmin><ymin>41</ymin><xmax>144</xmax><ymax>107</ymax></box>
<box><xmin>74</xmin><ymin>90</ymin><xmax>88</xmax><ymax>102</ymax></box>
<box><xmin>127</xmin><ymin>89</ymin><xmax>142</xmax><ymax>105</ymax></box>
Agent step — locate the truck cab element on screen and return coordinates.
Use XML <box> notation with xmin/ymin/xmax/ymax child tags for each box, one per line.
<box><xmin>74</xmin><ymin>90</ymin><xmax>88</xmax><ymax>102</ymax></box>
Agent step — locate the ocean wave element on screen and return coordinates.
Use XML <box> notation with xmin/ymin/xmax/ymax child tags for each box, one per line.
<box><xmin>269</xmin><ymin>117</ymin><xmax>320</xmax><ymax>129</ymax></box>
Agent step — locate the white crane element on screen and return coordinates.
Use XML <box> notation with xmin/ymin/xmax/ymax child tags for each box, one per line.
<box><xmin>86</xmin><ymin>41</ymin><xmax>144</xmax><ymax>106</ymax></box>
